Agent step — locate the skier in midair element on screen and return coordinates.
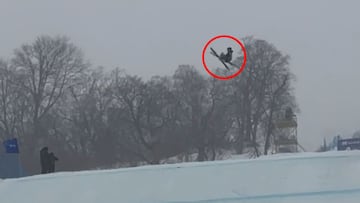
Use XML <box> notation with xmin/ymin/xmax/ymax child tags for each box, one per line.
<box><xmin>219</xmin><ymin>47</ymin><xmax>233</xmax><ymax>63</ymax></box>
<box><xmin>209</xmin><ymin>46</ymin><xmax>234</xmax><ymax>70</ymax></box>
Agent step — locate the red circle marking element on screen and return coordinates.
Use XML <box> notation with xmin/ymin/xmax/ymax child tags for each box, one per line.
<box><xmin>202</xmin><ymin>35</ymin><xmax>247</xmax><ymax>80</ymax></box>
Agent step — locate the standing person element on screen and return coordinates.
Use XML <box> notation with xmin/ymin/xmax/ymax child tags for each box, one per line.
<box><xmin>48</xmin><ymin>152</ymin><xmax>59</xmax><ymax>173</ymax></box>
<box><xmin>40</xmin><ymin>147</ymin><xmax>50</xmax><ymax>174</ymax></box>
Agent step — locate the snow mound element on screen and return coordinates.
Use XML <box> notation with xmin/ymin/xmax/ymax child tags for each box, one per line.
<box><xmin>1</xmin><ymin>151</ymin><xmax>360</xmax><ymax>203</ymax></box>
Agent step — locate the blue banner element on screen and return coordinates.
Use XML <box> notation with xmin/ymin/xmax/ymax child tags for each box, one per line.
<box><xmin>3</xmin><ymin>138</ymin><xmax>19</xmax><ymax>153</ymax></box>
<box><xmin>337</xmin><ymin>138</ymin><xmax>360</xmax><ymax>151</ymax></box>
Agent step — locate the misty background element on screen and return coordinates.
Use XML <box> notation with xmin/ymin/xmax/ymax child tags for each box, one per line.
<box><xmin>0</xmin><ymin>0</ymin><xmax>359</xmax><ymax>151</ymax></box>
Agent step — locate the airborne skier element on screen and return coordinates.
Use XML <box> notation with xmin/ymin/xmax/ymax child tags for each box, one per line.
<box><xmin>219</xmin><ymin>47</ymin><xmax>233</xmax><ymax>63</ymax></box>
<box><xmin>210</xmin><ymin>47</ymin><xmax>234</xmax><ymax>70</ymax></box>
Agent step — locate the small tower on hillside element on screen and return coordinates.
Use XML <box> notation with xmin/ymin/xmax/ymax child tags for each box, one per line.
<box><xmin>274</xmin><ymin>107</ymin><xmax>298</xmax><ymax>153</ymax></box>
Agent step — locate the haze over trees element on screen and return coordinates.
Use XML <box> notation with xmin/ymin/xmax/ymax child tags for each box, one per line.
<box><xmin>0</xmin><ymin>35</ymin><xmax>298</xmax><ymax>174</ymax></box>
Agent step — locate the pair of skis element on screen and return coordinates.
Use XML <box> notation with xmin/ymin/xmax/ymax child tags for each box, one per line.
<box><xmin>210</xmin><ymin>47</ymin><xmax>235</xmax><ymax>71</ymax></box>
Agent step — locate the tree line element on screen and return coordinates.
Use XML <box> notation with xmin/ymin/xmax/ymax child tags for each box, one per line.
<box><xmin>0</xmin><ymin>35</ymin><xmax>298</xmax><ymax>174</ymax></box>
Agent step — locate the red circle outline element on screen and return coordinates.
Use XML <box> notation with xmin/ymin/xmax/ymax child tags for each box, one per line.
<box><xmin>202</xmin><ymin>35</ymin><xmax>247</xmax><ymax>80</ymax></box>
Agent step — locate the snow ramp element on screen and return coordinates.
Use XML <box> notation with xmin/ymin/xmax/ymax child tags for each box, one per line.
<box><xmin>1</xmin><ymin>151</ymin><xmax>360</xmax><ymax>203</ymax></box>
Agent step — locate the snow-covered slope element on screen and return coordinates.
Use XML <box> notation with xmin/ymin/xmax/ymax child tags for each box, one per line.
<box><xmin>1</xmin><ymin>151</ymin><xmax>360</xmax><ymax>203</ymax></box>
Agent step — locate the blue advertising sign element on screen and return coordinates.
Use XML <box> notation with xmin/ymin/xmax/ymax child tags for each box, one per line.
<box><xmin>3</xmin><ymin>138</ymin><xmax>19</xmax><ymax>153</ymax></box>
<box><xmin>337</xmin><ymin>138</ymin><xmax>360</xmax><ymax>151</ymax></box>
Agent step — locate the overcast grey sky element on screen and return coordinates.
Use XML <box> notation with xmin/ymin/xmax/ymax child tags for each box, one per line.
<box><xmin>1</xmin><ymin>0</ymin><xmax>359</xmax><ymax>151</ymax></box>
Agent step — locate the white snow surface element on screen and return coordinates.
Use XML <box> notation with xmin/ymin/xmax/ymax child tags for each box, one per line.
<box><xmin>1</xmin><ymin>151</ymin><xmax>360</xmax><ymax>203</ymax></box>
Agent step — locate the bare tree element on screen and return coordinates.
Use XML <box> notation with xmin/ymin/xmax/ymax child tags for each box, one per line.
<box><xmin>55</xmin><ymin>67</ymin><xmax>114</xmax><ymax>169</ymax></box>
<box><xmin>173</xmin><ymin>65</ymin><xmax>217</xmax><ymax>161</ymax></box>
<box><xmin>12</xmin><ymin>35</ymin><xmax>88</xmax><ymax>144</ymax></box>
<box><xmin>109</xmin><ymin>71</ymin><xmax>180</xmax><ymax>164</ymax></box>
<box><xmin>205</xmin><ymin>77</ymin><xmax>235</xmax><ymax>160</ymax></box>
<box><xmin>0</xmin><ymin>60</ymin><xmax>27</xmax><ymax>140</ymax></box>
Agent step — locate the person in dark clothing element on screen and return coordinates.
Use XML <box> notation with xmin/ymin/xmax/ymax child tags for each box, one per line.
<box><xmin>219</xmin><ymin>47</ymin><xmax>233</xmax><ymax>63</ymax></box>
<box><xmin>48</xmin><ymin>152</ymin><xmax>58</xmax><ymax>173</ymax></box>
<box><xmin>40</xmin><ymin>147</ymin><xmax>50</xmax><ymax>174</ymax></box>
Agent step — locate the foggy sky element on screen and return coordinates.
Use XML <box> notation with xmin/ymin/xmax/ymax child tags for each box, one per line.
<box><xmin>1</xmin><ymin>0</ymin><xmax>359</xmax><ymax>151</ymax></box>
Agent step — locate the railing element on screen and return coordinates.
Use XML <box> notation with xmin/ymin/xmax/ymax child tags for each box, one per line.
<box><xmin>275</xmin><ymin>117</ymin><xmax>297</xmax><ymax>128</ymax></box>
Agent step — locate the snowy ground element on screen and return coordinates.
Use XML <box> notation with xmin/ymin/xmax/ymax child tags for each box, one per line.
<box><xmin>1</xmin><ymin>151</ymin><xmax>360</xmax><ymax>203</ymax></box>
